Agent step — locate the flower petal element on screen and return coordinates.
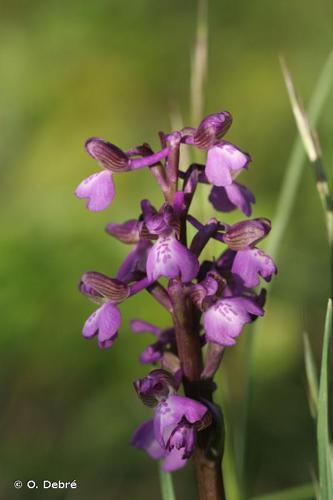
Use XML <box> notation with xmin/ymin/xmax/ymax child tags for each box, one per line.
<box><xmin>116</xmin><ymin>240</ymin><xmax>151</xmax><ymax>283</ymax></box>
<box><xmin>97</xmin><ymin>302</ymin><xmax>121</xmax><ymax>348</ymax></box>
<box><xmin>203</xmin><ymin>297</ymin><xmax>264</xmax><ymax>346</ymax></box>
<box><xmin>162</xmin><ymin>447</ymin><xmax>188</xmax><ymax>472</ymax></box>
<box><xmin>209</xmin><ymin>182</ymin><xmax>255</xmax><ymax>216</ymax></box>
<box><xmin>231</xmin><ymin>248</ymin><xmax>277</xmax><ymax>288</ymax></box>
<box><xmin>131</xmin><ymin>419</ymin><xmax>165</xmax><ymax>460</ymax></box>
<box><xmin>154</xmin><ymin>395</ymin><xmax>207</xmax><ymax>447</ymax></box>
<box><xmin>205</xmin><ymin>143</ymin><xmax>250</xmax><ymax>187</ymax></box>
<box><xmin>131</xmin><ymin>319</ymin><xmax>161</xmax><ymax>335</ymax></box>
<box><xmin>146</xmin><ymin>235</ymin><xmax>199</xmax><ymax>283</ymax></box>
<box><xmin>82</xmin><ymin>307</ymin><xmax>101</xmax><ymax>339</ymax></box>
<box><xmin>75</xmin><ymin>171</ymin><xmax>115</xmax><ymax>211</ymax></box>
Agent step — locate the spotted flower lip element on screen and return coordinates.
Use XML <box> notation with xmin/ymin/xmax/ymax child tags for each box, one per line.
<box><xmin>146</xmin><ymin>234</ymin><xmax>199</xmax><ymax>283</ymax></box>
<box><xmin>75</xmin><ymin>170</ymin><xmax>115</xmax><ymax>211</ymax></box>
<box><xmin>82</xmin><ymin>301</ymin><xmax>121</xmax><ymax>349</ymax></box>
<box><xmin>205</xmin><ymin>141</ymin><xmax>251</xmax><ymax>187</ymax></box>
<box><xmin>193</xmin><ymin>111</ymin><xmax>233</xmax><ymax>149</ymax></box>
<box><xmin>203</xmin><ymin>296</ymin><xmax>264</xmax><ymax>346</ymax></box>
<box><xmin>231</xmin><ymin>247</ymin><xmax>277</xmax><ymax>288</ymax></box>
<box><xmin>209</xmin><ymin>182</ymin><xmax>256</xmax><ymax>216</ymax></box>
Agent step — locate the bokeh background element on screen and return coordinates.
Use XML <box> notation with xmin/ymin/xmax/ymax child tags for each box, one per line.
<box><xmin>1</xmin><ymin>0</ymin><xmax>333</xmax><ymax>498</ymax></box>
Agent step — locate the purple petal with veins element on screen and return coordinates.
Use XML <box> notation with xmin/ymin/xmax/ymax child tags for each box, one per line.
<box><xmin>203</xmin><ymin>297</ymin><xmax>264</xmax><ymax>346</ymax></box>
<box><xmin>205</xmin><ymin>142</ymin><xmax>251</xmax><ymax>187</ymax></box>
<box><xmin>75</xmin><ymin>171</ymin><xmax>115</xmax><ymax>211</ymax></box>
<box><xmin>209</xmin><ymin>182</ymin><xmax>255</xmax><ymax>216</ymax></box>
<box><xmin>146</xmin><ymin>235</ymin><xmax>199</xmax><ymax>282</ymax></box>
<box><xmin>154</xmin><ymin>395</ymin><xmax>207</xmax><ymax>447</ymax></box>
<box><xmin>131</xmin><ymin>419</ymin><xmax>165</xmax><ymax>460</ymax></box>
<box><xmin>231</xmin><ymin>248</ymin><xmax>277</xmax><ymax>288</ymax></box>
<box><xmin>82</xmin><ymin>301</ymin><xmax>121</xmax><ymax>348</ymax></box>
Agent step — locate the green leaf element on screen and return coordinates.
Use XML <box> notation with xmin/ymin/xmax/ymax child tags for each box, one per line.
<box><xmin>303</xmin><ymin>332</ymin><xmax>319</xmax><ymax>418</ymax></box>
<box><xmin>317</xmin><ymin>299</ymin><xmax>333</xmax><ymax>500</ymax></box>
<box><xmin>159</xmin><ymin>463</ymin><xmax>176</xmax><ymax>500</ymax></box>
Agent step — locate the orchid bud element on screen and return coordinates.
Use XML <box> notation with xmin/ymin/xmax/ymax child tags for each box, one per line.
<box><xmin>106</xmin><ymin>219</ymin><xmax>141</xmax><ymax>244</ymax></box>
<box><xmin>134</xmin><ymin>369</ymin><xmax>178</xmax><ymax>407</ymax></box>
<box><xmin>190</xmin><ymin>271</ymin><xmax>226</xmax><ymax>311</ymax></box>
<box><xmin>80</xmin><ymin>272</ymin><xmax>129</xmax><ymax>303</ymax></box>
<box><xmin>85</xmin><ymin>137</ymin><xmax>129</xmax><ymax>172</ymax></box>
<box><xmin>223</xmin><ymin>218</ymin><xmax>271</xmax><ymax>251</ymax></box>
<box><xmin>194</xmin><ymin>111</ymin><xmax>233</xmax><ymax>149</ymax></box>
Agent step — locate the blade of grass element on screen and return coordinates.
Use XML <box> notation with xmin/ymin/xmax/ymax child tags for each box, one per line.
<box><xmin>303</xmin><ymin>332</ymin><xmax>319</xmax><ymax>419</ymax></box>
<box><xmin>281</xmin><ymin>59</ymin><xmax>333</xmax><ymax>500</ymax></box>
<box><xmin>317</xmin><ymin>299</ymin><xmax>333</xmax><ymax>500</ymax></box>
<box><xmin>191</xmin><ymin>0</ymin><xmax>208</xmax><ymax>125</ymax></box>
<box><xmin>250</xmin><ymin>482</ymin><xmax>315</xmax><ymax>500</ymax></box>
<box><xmin>237</xmin><ymin>51</ymin><xmax>333</xmax><ymax>499</ymax></box>
<box><xmin>159</xmin><ymin>464</ymin><xmax>176</xmax><ymax>500</ymax></box>
<box><xmin>280</xmin><ymin>57</ymin><xmax>333</xmax><ymax>249</ymax></box>
<box><xmin>266</xmin><ymin>50</ymin><xmax>333</xmax><ymax>261</ymax></box>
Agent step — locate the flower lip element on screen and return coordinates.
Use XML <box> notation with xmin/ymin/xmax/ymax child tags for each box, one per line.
<box><xmin>85</xmin><ymin>137</ymin><xmax>129</xmax><ymax>172</ymax></box>
<box><xmin>194</xmin><ymin>111</ymin><xmax>233</xmax><ymax>149</ymax></box>
<box><xmin>146</xmin><ymin>234</ymin><xmax>199</xmax><ymax>283</ymax></box>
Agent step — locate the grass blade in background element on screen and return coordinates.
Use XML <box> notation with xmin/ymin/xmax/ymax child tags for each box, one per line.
<box><xmin>280</xmin><ymin>59</ymin><xmax>333</xmax><ymax>500</ymax></box>
<box><xmin>159</xmin><ymin>464</ymin><xmax>176</xmax><ymax>500</ymax></box>
<box><xmin>303</xmin><ymin>332</ymin><xmax>319</xmax><ymax>419</ymax></box>
<box><xmin>317</xmin><ymin>299</ymin><xmax>333</xmax><ymax>500</ymax></box>
<box><xmin>237</xmin><ymin>51</ymin><xmax>333</xmax><ymax>499</ymax></box>
<box><xmin>250</xmin><ymin>482</ymin><xmax>315</xmax><ymax>500</ymax></box>
<box><xmin>280</xmin><ymin>57</ymin><xmax>333</xmax><ymax>249</ymax></box>
<box><xmin>191</xmin><ymin>0</ymin><xmax>208</xmax><ymax>125</ymax></box>
<box><xmin>266</xmin><ymin>50</ymin><xmax>333</xmax><ymax>260</ymax></box>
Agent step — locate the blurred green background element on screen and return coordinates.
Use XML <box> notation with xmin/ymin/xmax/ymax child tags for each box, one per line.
<box><xmin>1</xmin><ymin>0</ymin><xmax>332</xmax><ymax>498</ymax></box>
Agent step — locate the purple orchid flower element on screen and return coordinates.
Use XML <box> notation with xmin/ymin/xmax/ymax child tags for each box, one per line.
<box><xmin>79</xmin><ymin>272</ymin><xmax>129</xmax><ymax>349</ymax></box>
<box><xmin>132</xmin><ymin>370</ymin><xmax>208</xmax><ymax>471</ymax></box>
<box><xmin>76</xmin><ymin>138</ymin><xmax>170</xmax><ymax>212</ymax></box>
<box><xmin>231</xmin><ymin>247</ymin><xmax>277</xmax><ymax>288</ymax></box>
<box><xmin>142</xmin><ymin>203</ymin><xmax>199</xmax><ymax>283</ymax></box>
<box><xmin>203</xmin><ymin>296</ymin><xmax>264</xmax><ymax>346</ymax></box>
<box><xmin>75</xmin><ymin>138</ymin><xmax>130</xmax><ymax>211</ymax></box>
